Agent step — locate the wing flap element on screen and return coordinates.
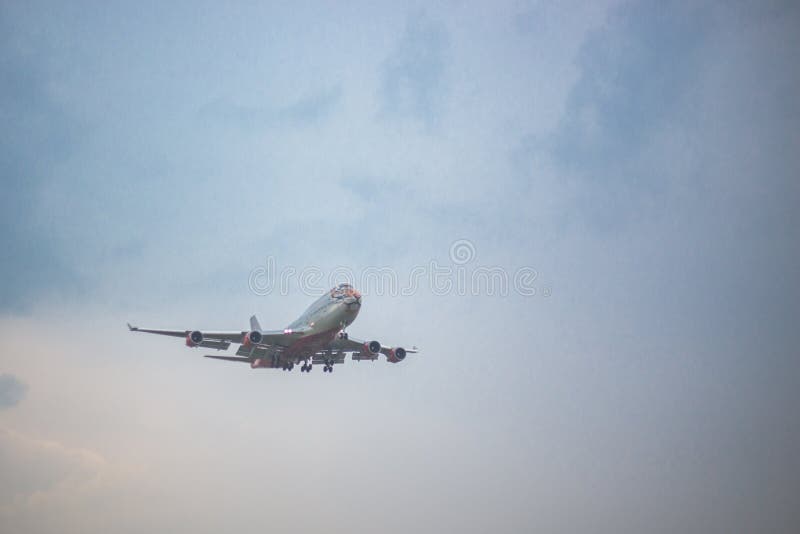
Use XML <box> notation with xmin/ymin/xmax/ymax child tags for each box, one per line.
<box><xmin>312</xmin><ymin>352</ymin><xmax>346</xmax><ymax>365</ymax></box>
<box><xmin>200</xmin><ymin>340</ymin><xmax>230</xmax><ymax>350</ymax></box>
<box><xmin>235</xmin><ymin>345</ymin><xmax>270</xmax><ymax>358</ymax></box>
<box><xmin>352</xmin><ymin>352</ymin><xmax>379</xmax><ymax>361</ymax></box>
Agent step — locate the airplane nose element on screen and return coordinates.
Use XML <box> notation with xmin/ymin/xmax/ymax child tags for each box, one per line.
<box><xmin>344</xmin><ymin>290</ymin><xmax>361</xmax><ymax>308</ymax></box>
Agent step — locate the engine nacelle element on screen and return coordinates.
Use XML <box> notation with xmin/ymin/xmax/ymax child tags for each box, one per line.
<box><xmin>364</xmin><ymin>340</ymin><xmax>381</xmax><ymax>355</ymax></box>
<box><xmin>186</xmin><ymin>330</ymin><xmax>204</xmax><ymax>347</ymax></box>
<box><xmin>243</xmin><ymin>330</ymin><xmax>263</xmax><ymax>347</ymax></box>
<box><xmin>387</xmin><ymin>347</ymin><xmax>407</xmax><ymax>363</ymax></box>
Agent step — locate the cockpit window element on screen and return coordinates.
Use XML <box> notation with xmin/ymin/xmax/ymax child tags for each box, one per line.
<box><xmin>331</xmin><ymin>283</ymin><xmax>354</xmax><ymax>299</ymax></box>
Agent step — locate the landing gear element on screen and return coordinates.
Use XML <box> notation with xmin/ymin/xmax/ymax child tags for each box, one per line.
<box><xmin>322</xmin><ymin>365</ymin><xmax>333</xmax><ymax>373</ymax></box>
<box><xmin>300</xmin><ymin>363</ymin><xmax>313</xmax><ymax>373</ymax></box>
<box><xmin>338</xmin><ymin>332</ymin><xmax>349</xmax><ymax>340</ymax></box>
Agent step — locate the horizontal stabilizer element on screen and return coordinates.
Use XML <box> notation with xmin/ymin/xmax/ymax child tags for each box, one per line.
<box><xmin>204</xmin><ymin>355</ymin><xmax>252</xmax><ymax>363</ymax></box>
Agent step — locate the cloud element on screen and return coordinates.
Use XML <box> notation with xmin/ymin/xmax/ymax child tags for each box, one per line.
<box><xmin>198</xmin><ymin>86</ymin><xmax>342</xmax><ymax>131</ymax></box>
<box><xmin>523</xmin><ymin>0</ymin><xmax>800</xmax><ymax>234</ymax></box>
<box><xmin>0</xmin><ymin>374</ymin><xmax>27</xmax><ymax>409</ymax></box>
<box><xmin>525</xmin><ymin>1</ymin><xmax>713</xmax><ymax>232</ymax></box>
<box><xmin>0</xmin><ymin>427</ymin><xmax>107</xmax><ymax>506</ymax></box>
<box><xmin>550</xmin><ymin>2</ymin><xmax>709</xmax><ymax>173</ymax></box>
<box><xmin>1</xmin><ymin>2</ymin><xmax>799</xmax><ymax>533</ymax></box>
<box><xmin>0</xmin><ymin>15</ymin><xmax>84</xmax><ymax>311</ymax></box>
<box><xmin>380</xmin><ymin>12</ymin><xmax>449</xmax><ymax>126</ymax></box>
<box><xmin>0</xmin><ymin>426</ymin><xmax>142</xmax><ymax>533</ymax></box>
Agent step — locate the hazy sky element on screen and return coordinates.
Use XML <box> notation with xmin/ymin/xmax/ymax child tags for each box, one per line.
<box><xmin>1</xmin><ymin>1</ymin><xmax>799</xmax><ymax>533</ymax></box>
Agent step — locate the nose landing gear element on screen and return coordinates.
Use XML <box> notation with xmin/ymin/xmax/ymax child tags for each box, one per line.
<box><xmin>338</xmin><ymin>321</ymin><xmax>349</xmax><ymax>340</ymax></box>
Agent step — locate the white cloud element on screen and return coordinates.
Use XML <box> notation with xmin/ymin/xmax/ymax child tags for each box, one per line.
<box><xmin>0</xmin><ymin>426</ymin><xmax>141</xmax><ymax>534</ymax></box>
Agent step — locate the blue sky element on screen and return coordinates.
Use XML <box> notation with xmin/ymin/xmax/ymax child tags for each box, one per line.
<box><xmin>1</xmin><ymin>1</ymin><xmax>799</xmax><ymax>532</ymax></box>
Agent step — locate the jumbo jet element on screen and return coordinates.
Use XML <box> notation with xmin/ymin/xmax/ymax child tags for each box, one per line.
<box><xmin>127</xmin><ymin>283</ymin><xmax>418</xmax><ymax>373</ymax></box>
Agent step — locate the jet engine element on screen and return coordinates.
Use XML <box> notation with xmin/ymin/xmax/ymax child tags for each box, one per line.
<box><xmin>387</xmin><ymin>347</ymin><xmax>407</xmax><ymax>363</ymax></box>
<box><xmin>185</xmin><ymin>330</ymin><xmax>204</xmax><ymax>347</ymax></box>
<box><xmin>364</xmin><ymin>340</ymin><xmax>382</xmax><ymax>355</ymax></box>
<box><xmin>243</xmin><ymin>330</ymin><xmax>263</xmax><ymax>347</ymax></box>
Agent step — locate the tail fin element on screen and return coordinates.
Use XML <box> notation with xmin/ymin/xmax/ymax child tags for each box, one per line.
<box><xmin>250</xmin><ymin>315</ymin><xmax>262</xmax><ymax>332</ymax></box>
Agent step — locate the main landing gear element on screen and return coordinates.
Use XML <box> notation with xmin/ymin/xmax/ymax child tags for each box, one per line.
<box><xmin>287</xmin><ymin>360</ymin><xmax>333</xmax><ymax>373</ymax></box>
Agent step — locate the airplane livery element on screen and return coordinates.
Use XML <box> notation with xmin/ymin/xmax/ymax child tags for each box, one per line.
<box><xmin>128</xmin><ymin>283</ymin><xmax>418</xmax><ymax>373</ymax></box>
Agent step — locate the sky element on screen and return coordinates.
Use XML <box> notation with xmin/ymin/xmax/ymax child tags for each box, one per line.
<box><xmin>1</xmin><ymin>1</ymin><xmax>799</xmax><ymax>532</ymax></box>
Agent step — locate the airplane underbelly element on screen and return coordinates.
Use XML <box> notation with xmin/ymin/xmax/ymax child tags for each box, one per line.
<box><xmin>284</xmin><ymin>302</ymin><xmax>357</xmax><ymax>358</ymax></box>
<box><xmin>286</xmin><ymin>327</ymin><xmax>338</xmax><ymax>357</ymax></box>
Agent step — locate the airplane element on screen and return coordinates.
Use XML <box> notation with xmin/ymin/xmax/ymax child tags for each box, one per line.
<box><xmin>127</xmin><ymin>283</ymin><xmax>418</xmax><ymax>373</ymax></box>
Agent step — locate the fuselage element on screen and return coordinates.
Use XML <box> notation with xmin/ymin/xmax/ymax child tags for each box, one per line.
<box><xmin>282</xmin><ymin>284</ymin><xmax>361</xmax><ymax>357</ymax></box>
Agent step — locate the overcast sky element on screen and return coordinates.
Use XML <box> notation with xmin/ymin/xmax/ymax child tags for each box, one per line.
<box><xmin>1</xmin><ymin>1</ymin><xmax>799</xmax><ymax>533</ymax></box>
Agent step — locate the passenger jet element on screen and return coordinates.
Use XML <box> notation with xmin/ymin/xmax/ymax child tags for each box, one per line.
<box><xmin>128</xmin><ymin>283</ymin><xmax>418</xmax><ymax>373</ymax></box>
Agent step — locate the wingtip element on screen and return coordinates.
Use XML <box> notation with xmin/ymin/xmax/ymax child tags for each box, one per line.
<box><xmin>127</xmin><ymin>322</ymin><xmax>138</xmax><ymax>331</ymax></box>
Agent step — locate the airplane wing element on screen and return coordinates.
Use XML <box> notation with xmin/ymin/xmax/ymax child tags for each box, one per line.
<box><xmin>329</xmin><ymin>335</ymin><xmax>419</xmax><ymax>362</ymax></box>
<box><xmin>127</xmin><ymin>318</ymin><xmax>418</xmax><ymax>369</ymax></box>
<box><xmin>127</xmin><ymin>322</ymin><xmax>311</xmax><ymax>350</ymax></box>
